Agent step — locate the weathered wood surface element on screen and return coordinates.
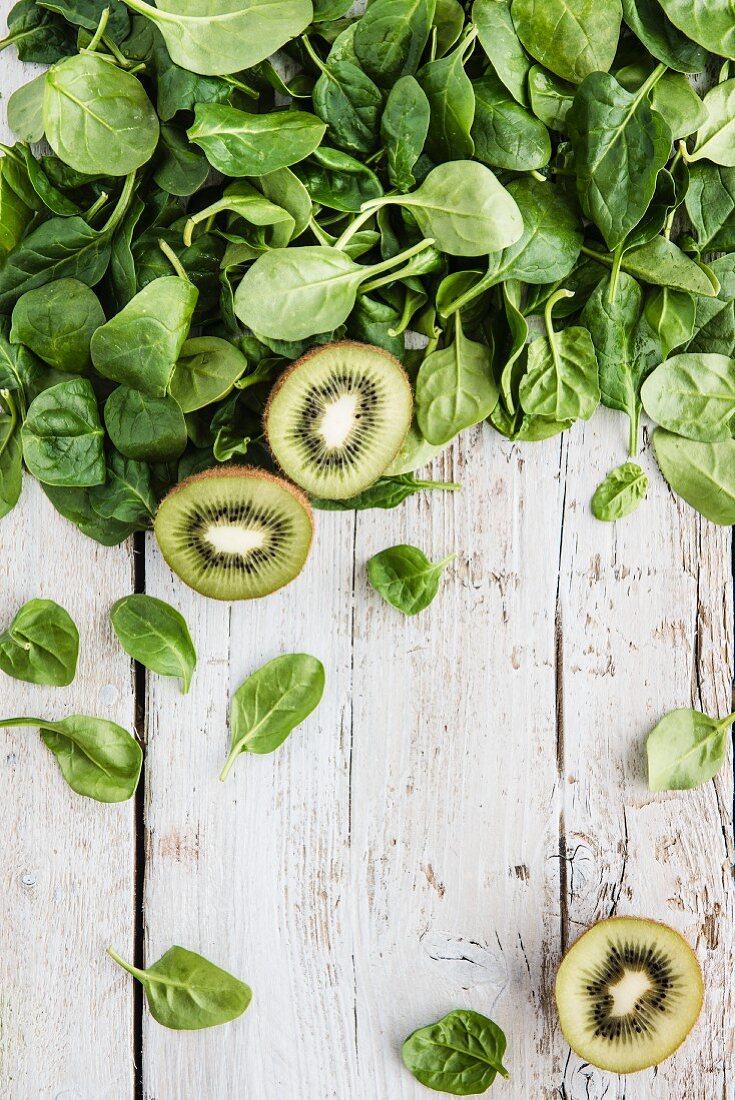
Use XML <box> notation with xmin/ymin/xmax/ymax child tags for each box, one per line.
<box><xmin>1</xmin><ymin>33</ymin><xmax>734</xmax><ymax>1100</ymax></box>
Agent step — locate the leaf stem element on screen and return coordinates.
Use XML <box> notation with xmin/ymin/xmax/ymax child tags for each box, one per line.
<box><xmin>107</xmin><ymin>946</ymin><xmax>146</xmax><ymax>980</ymax></box>
<box><xmin>159</xmin><ymin>239</ymin><xmax>189</xmax><ymax>281</ymax></box>
<box><xmin>86</xmin><ymin>7</ymin><xmax>110</xmax><ymax>53</ymax></box>
<box><xmin>608</xmin><ymin>244</ymin><xmax>623</xmax><ymax>303</ymax></box>
<box><xmin>219</xmin><ymin>749</ymin><xmax>238</xmax><ymax>782</ymax></box>
<box><xmin>84</xmin><ymin>191</ymin><xmax>109</xmax><ymax>222</ymax></box>
<box><xmin>628</xmin><ymin>406</ymin><xmax>640</xmax><ymax>458</ymax></box>
<box><xmin>300</xmin><ymin>34</ymin><xmax>326</xmax><ymax>74</ymax></box>
<box><xmin>334</xmin><ymin>207</ymin><xmax>377</xmax><ymax>250</ymax></box>
<box><xmin>102</xmin><ymin>172</ymin><xmax>136</xmax><ymax>235</ymax></box>
<box><xmin>360</xmin><ymin>238</ymin><xmax>435</xmax><ymax>293</ymax></box>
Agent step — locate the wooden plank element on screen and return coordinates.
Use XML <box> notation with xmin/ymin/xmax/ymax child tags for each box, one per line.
<box><xmin>556</xmin><ymin>413</ymin><xmax>735</xmax><ymax>1099</ymax></box>
<box><xmin>141</xmin><ymin>512</ymin><xmax>358</xmax><ymax>1097</ymax></box>
<box><xmin>0</xmin><ymin>483</ymin><xmax>137</xmax><ymax>1097</ymax></box>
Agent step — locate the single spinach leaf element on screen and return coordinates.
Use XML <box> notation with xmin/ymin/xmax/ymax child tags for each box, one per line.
<box><xmin>642</xmin><ymin>354</ymin><xmax>735</xmax><ymax>441</ymax></box>
<box><xmin>220</xmin><ymin>653</ymin><xmax>325</xmax><ymax>779</ymax></box>
<box><xmin>621</xmin><ymin>0</ymin><xmax>708</xmax><ymax>73</ymax></box>
<box><xmin>91</xmin><ymin>275</ymin><xmax>198</xmax><ymax>397</ymax></box>
<box><xmin>0</xmin><ymin>0</ymin><xmax>76</xmax><ymax>63</ymax></box>
<box><xmin>568</xmin><ymin>70</ymin><xmax>672</xmax><ymax>251</ymax></box>
<box><xmin>647</xmin><ymin>708</ymin><xmax>734</xmax><ymax>791</ymax></box>
<box><xmin>690</xmin><ymin>80</ymin><xmax>735</xmax><ymax>168</ymax></box>
<box><xmin>311</xmin><ymin>51</ymin><xmax>383</xmax><ymax>155</ymax></box>
<box><xmin>510</xmin><ymin>0</ymin><xmax>622</xmax><ymax>84</ymax></box>
<box><xmin>473</xmin><ymin>0</ymin><xmax>531</xmax><ymax>106</ymax></box>
<box><xmin>381</xmin><ymin>76</ymin><xmax>430</xmax><ymax>191</ymax></box>
<box><xmin>312</xmin><ymin>473</ymin><xmax>460</xmax><ymax>510</ymax></box>
<box><xmin>295</xmin><ymin>146</ymin><xmax>383</xmax><ymax>211</ymax></box>
<box><xmin>653</xmin><ymin>429</ymin><xmax>735</xmax><ymax>525</ymax></box>
<box><xmin>591</xmin><ymin>462</ymin><xmax>648</xmax><ymax>522</ymax></box>
<box><xmin>0</xmin><ymin>714</ymin><xmax>142</xmax><ymax>801</ymax></box>
<box><xmin>402</xmin><ymin>1009</ymin><xmax>509</xmax><ymax>1094</ymax></box>
<box><xmin>122</xmin><ymin>0</ymin><xmax>313</xmax><ymax>76</ymax></box>
<box><xmin>43</xmin><ymin>53</ymin><xmax>159</xmax><ymax>176</ymax></box>
<box><xmin>21</xmin><ymin>377</ymin><xmax>105</xmax><ymax>487</ymax></box>
<box><xmin>528</xmin><ymin>66</ymin><xmax>575</xmax><ymax>132</ymax></box>
<box><xmin>657</xmin><ymin>0</ymin><xmax>735</xmax><ymax>59</ymax></box>
<box><xmin>169</xmin><ymin>337</ymin><xmax>248</xmax><ymax>413</ymax></box>
<box><xmin>418</xmin><ymin>33</ymin><xmax>476</xmax><ymax>163</ymax></box>
<box><xmin>7</xmin><ymin>73</ymin><xmax>46</xmax><ymax>143</ymax></box>
<box><xmin>368</xmin><ymin>544</ymin><xmax>455</xmax><ymax>615</ymax></box>
<box><xmin>471</xmin><ymin>72</ymin><xmax>551</xmax><ymax>171</ymax></box>
<box><xmin>188</xmin><ymin>104</ymin><xmax>326</xmax><ymax>177</ymax></box>
<box><xmin>0</xmin><ymin>406</ymin><xmax>23</xmax><ymax>520</ymax></box>
<box><xmin>10</xmin><ymin>278</ymin><xmax>104</xmax><ymax>373</ymax></box>
<box><xmin>0</xmin><ymin>598</ymin><xmax>78</xmax><ymax>686</ymax></box>
<box><xmin>645</xmin><ymin>287</ymin><xmax>696</xmax><ymax>357</ymax></box>
<box><xmin>354</xmin><ymin>0</ymin><xmax>436</xmax><ymax>87</ymax></box>
<box><xmin>519</xmin><ymin>291</ymin><xmax>600</xmax><ymax>421</ymax></box>
<box><xmin>685</xmin><ymin>164</ymin><xmax>735</xmax><ymax>254</ymax></box>
<box><xmin>416</xmin><ymin>312</ymin><xmax>498</xmax><ymax>444</ymax></box>
<box><xmin>153</xmin><ymin>124</ymin><xmax>210</xmax><ymax>197</ymax></box>
<box><xmin>110</xmin><ymin>594</ymin><xmax>196</xmax><ymax>693</ymax></box>
<box><xmin>104</xmin><ymin>386</ymin><xmax>188</xmax><ymax>461</ymax></box>
<box><xmin>88</xmin><ymin>449</ymin><xmax>156</xmax><ymax>526</ymax></box>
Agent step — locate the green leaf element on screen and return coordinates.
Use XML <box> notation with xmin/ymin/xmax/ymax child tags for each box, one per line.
<box><xmin>653</xmin><ymin>429</ymin><xmax>735</xmax><ymax>525</ymax></box>
<box><xmin>153</xmin><ymin>123</ymin><xmax>210</xmax><ymax>197</ymax></box>
<box><xmin>642</xmin><ymin>354</ymin><xmax>735</xmax><ymax>441</ymax></box>
<box><xmin>354</xmin><ymin>0</ymin><xmax>436</xmax><ymax>86</ymax></box>
<box><xmin>685</xmin><ymin>164</ymin><xmax>735</xmax><ymax>254</ymax></box>
<box><xmin>473</xmin><ymin>0</ymin><xmax>531</xmax><ymax>106</ymax></box>
<box><xmin>0</xmin><ymin>408</ymin><xmax>22</xmax><ymax>520</ymax></box>
<box><xmin>510</xmin><ymin>0</ymin><xmax>622</xmax><ymax>84</ymax></box>
<box><xmin>568</xmin><ymin>70</ymin><xmax>672</xmax><ymax>251</ymax></box>
<box><xmin>519</xmin><ymin>291</ymin><xmax>600</xmax><ymax>421</ymax></box>
<box><xmin>644</xmin><ymin>287</ymin><xmax>696</xmax><ymax>358</ymax></box>
<box><xmin>220</xmin><ymin>653</ymin><xmax>325</xmax><ymax>778</ymax></box>
<box><xmin>42</xmin><ymin>482</ymin><xmax>140</xmax><ymax>544</ymax></box>
<box><xmin>416</xmin><ymin>313</ymin><xmax>498</xmax><ymax>444</ymax></box>
<box><xmin>7</xmin><ymin>73</ymin><xmax>46</xmax><ymax>142</ymax></box>
<box><xmin>43</xmin><ymin>53</ymin><xmax>159</xmax><ymax>176</ymax></box>
<box><xmin>690</xmin><ymin>80</ymin><xmax>735</xmax><ymax>168</ymax></box>
<box><xmin>0</xmin><ymin>714</ymin><xmax>142</xmax><ymax>801</ymax></box>
<box><xmin>121</xmin><ymin>0</ymin><xmax>313</xmax><ymax>76</ymax></box>
<box><xmin>188</xmin><ymin>104</ymin><xmax>326</xmax><ymax>177</ymax></box>
<box><xmin>527</xmin><ymin>66</ymin><xmax>575</xmax><ymax>132</ymax></box>
<box><xmin>21</xmin><ymin>377</ymin><xmax>105</xmax><ymax>487</ymax></box>
<box><xmin>91</xmin><ymin>276</ymin><xmax>198</xmax><ymax>397</ymax></box>
<box><xmin>107</xmin><ymin>945</ymin><xmax>251</xmax><ymax>1029</ymax></box>
<box><xmin>110</xmin><ymin>594</ymin><xmax>196</xmax><ymax>693</ymax></box>
<box><xmin>657</xmin><ymin>0</ymin><xmax>735</xmax><ymax>58</ymax></box>
<box><xmin>104</xmin><ymin>387</ymin><xmax>188</xmax><ymax>462</ymax></box>
<box><xmin>10</xmin><ymin>278</ymin><xmax>104</xmax><ymax>373</ymax></box>
<box><xmin>621</xmin><ymin>0</ymin><xmax>708</xmax><ymax>73</ymax></box>
<box><xmin>591</xmin><ymin>462</ymin><xmax>648</xmax><ymax>522</ymax></box>
<box><xmin>402</xmin><ymin>1009</ymin><xmax>509</xmax><ymax>1094</ymax></box>
<box><xmin>381</xmin><ymin>76</ymin><xmax>430</xmax><ymax>191</ymax></box>
<box><xmin>311</xmin><ymin>473</ymin><xmax>460</xmax><ymax>510</ymax></box>
<box><xmin>312</xmin><ymin>56</ymin><xmax>383</xmax><ymax>155</ymax></box>
<box><xmin>471</xmin><ymin>73</ymin><xmax>551</xmax><ymax>171</ymax></box>
<box><xmin>647</xmin><ymin>708</ymin><xmax>734</xmax><ymax>791</ymax></box>
<box><xmin>368</xmin><ymin>544</ymin><xmax>455</xmax><ymax>615</ymax></box>
<box><xmin>0</xmin><ymin>598</ymin><xmax>78</xmax><ymax>686</ymax></box>
<box><xmin>418</xmin><ymin>33</ymin><xmax>476</xmax><ymax>163</ymax></box>
<box><xmin>169</xmin><ymin>336</ymin><xmax>248</xmax><ymax>414</ymax></box>
<box><xmin>88</xmin><ymin>449</ymin><xmax>156</xmax><ymax>526</ymax></box>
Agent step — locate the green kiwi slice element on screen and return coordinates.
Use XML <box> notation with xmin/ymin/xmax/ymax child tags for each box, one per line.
<box><xmin>154</xmin><ymin>466</ymin><xmax>313</xmax><ymax>600</ymax></box>
<box><xmin>555</xmin><ymin>917</ymin><xmax>703</xmax><ymax>1074</ymax></box>
<box><xmin>265</xmin><ymin>341</ymin><xmax>413</xmax><ymax>499</ymax></box>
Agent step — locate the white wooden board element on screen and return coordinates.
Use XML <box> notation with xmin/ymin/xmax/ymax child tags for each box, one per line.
<box><xmin>1</xmin><ymin>23</ymin><xmax>733</xmax><ymax>1100</ymax></box>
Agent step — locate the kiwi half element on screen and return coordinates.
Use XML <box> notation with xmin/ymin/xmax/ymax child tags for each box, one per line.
<box><xmin>154</xmin><ymin>466</ymin><xmax>313</xmax><ymax>600</ymax></box>
<box><xmin>555</xmin><ymin>916</ymin><xmax>703</xmax><ymax>1074</ymax></box>
<box><xmin>265</xmin><ymin>341</ymin><xmax>413</xmax><ymax>499</ymax></box>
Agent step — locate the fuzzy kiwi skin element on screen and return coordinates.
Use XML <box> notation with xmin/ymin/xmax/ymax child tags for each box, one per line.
<box><xmin>555</xmin><ymin>916</ymin><xmax>704</xmax><ymax>1074</ymax></box>
<box><xmin>154</xmin><ymin>464</ymin><xmax>314</xmax><ymax>601</ymax></box>
<box><xmin>264</xmin><ymin>340</ymin><xmax>413</xmax><ymax>496</ymax></box>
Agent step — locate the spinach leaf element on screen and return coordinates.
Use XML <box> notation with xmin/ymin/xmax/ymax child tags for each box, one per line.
<box><xmin>685</xmin><ymin>164</ymin><xmax>735</xmax><ymax>254</ymax></box>
<box><xmin>519</xmin><ymin>290</ymin><xmax>600</xmax><ymax>421</ymax></box>
<box><xmin>354</xmin><ymin>0</ymin><xmax>436</xmax><ymax>87</ymax></box>
<box><xmin>615</xmin><ymin>65</ymin><xmax>707</xmax><ymax>141</ymax></box>
<box><xmin>0</xmin><ymin>714</ymin><xmax>142</xmax><ymax>801</ymax></box>
<box><xmin>0</xmin><ymin>403</ymin><xmax>23</xmax><ymax>520</ymax></box>
<box><xmin>418</xmin><ymin>32</ymin><xmax>476</xmax><ymax>163</ymax></box>
<box><xmin>581</xmin><ymin>273</ymin><xmax>661</xmax><ymax>454</ymax></box>
<box><xmin>528</xmin><ymin>66</ymin><xmax>575</xmax><ymax>133</ymax></box>
<box><xmin>312</xmin><ymin>473</ymin><xmax>460</xmax><ymax>510</ymax></box>
<box><xmin>416</xmin><ymin>313</ymin><xmax>498</xmax><ymax>444</ymax></box>
<box><xmin>471</xmin><ymin>73</ymin><xmax>551</xmax><ymax>171</ymax></box>
<box><xmin>657</xmin><ymin>0</ymin><xmax>735</xmax><ymax>58</ymax></box>
<box><xmin>0</xmin><ymin>159</ymin><xmax>33</xmax><ymax>257</ymax></box>
<box><xmin>381</xmin><ymin>76</ymin><xmax>430</xmax><ymax>192</ymax></box>
<box><xmin>220</xmin><ymin>653</ymin><xmax>325</xmax><ymax>779</ymax></box>
<box><xmin>7</xmin><ymin>73</ymin><xmax>46</xmax><ymax>143</ymax></box>
<box><xmin>653</xmin><ymin>429</ymin><xmax>735</xmax><ymax>525</ymax></box>
<box><xmin>647</xmin><ymin>708</ymin><xmax>735</xmax><ymax>791</ymax></box>
<box><xmin>310</xmin><ymin>49</ymin><xmax>383</xmax><ymax>155</ymax></box>
<box><xmin>110</xmin><ymin>594</ymin><xmax>196</xmax><ymax>693</ymax></box>
<box><xmin>568</xmin><ymin>69</ymin><xmax>672</xmax><ymax>251</ymax></box>
<box><xmin>0</xmin><ymin>598</ymin><xmax>79</xmax><ymax>686</ymax></box>
<box><xmin>621</xmin><ymin>0</ymin><xmax>708</xmax><ymax>73</ymax></box>
<box><xmin>0</xmin><ymin>0</ymin><xmax>76</xmax><ymax>63</ymax></box>
<box><xmin>188</xmin><ymin>105</ymin><xmax>326</xmax><ymax>177</ymax></box>
<box><xmin>642</xmin><ymin>354</ymin><xmax>735</xmax><ymax>441</ymax></box>
<box><xmin>10</xmin><ymin>278</ymin><xmax>104</xmax><ymax>373</ymax></box>
<box><xmin>473</xmin><ymin>0</ymin><xmax>531</xmax><ymax>106</ymax></box>
<box><xmin>153</xmin><ymin>124</ymin><xmax>210</xmax><ymax>197</ymax></box>
<box><xmin>367</xmin><ymin>544</ymin><xmax>455</xmax><ymax>615</ymax></box>
<box><xmin>686</xmin><ymin>255</ymin><xmax>735</xmax><ymax>357</ymax></box>
<box><xmin>591</xmin><ymin>462</ymin><xmax>648</xmax><ymax>522</ymax></box>
<box><xmin>510</xmin><ymin>0</ymin><xmax>622</xmax><ymax>84</ymax></box>
<box><xmin>21</xmin><ymin>377</ymin><xmax>106</xmax><ymax>487</ymax></box>
<box><xmin>122</xmin><ymin>0</ymin><xmax>313</xmax><ymax>76</ymax></box>
<box><xmin>402</xmin><ymin>1009</ymin><xmax>509</xmax><ymax>1094</ymax></box>
<box><xmin>107</xmin><ymin>945</ymin><xmax>251</xmax><ymax>1029</ymax></box>
<box><xmin>88</xmin><ymin>449</ymin><xmax>156</xmax><ymax>526</ymax></box>
<box><xmin>169</xmin><ymin>337</ymin><xmax>248</xmax><ymax>413</ymax></box>
<box><xmin>43</xmin><ymin>54</ymin><xmax>159</xmax><ymax>176</ymax></box>
<box><xmin>645</xmin><ymin>287</ymin><xmax>696</xmax><ymax>356</ymax></box>
<box><xmin>104</xmin><ymin>386</ymin><xmax>187</xmax><ymax>461</ymax></box>
<box><xmin>91</xmin><ymin>275</ymin><xmax>198</xmax><ymax>397</ymax></box>
<box><xmin>295</xmin><ymin>146</ymin><xmax>383</xmax><ymax>211</ymax></box>
<box><xmin>42</xmin><ymin>481</ymin><xmax>140</xmax><ymax>544</ymax></box>
<box><xmin>690</xmin><ymin>80</ymin><xmax>735</xmax><ymax>168</ymax></box>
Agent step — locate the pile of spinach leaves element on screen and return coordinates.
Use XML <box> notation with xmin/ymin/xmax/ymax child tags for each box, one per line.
<box><xmin>1</xmin><ymin>0</ymin><xmax>735</xmax><ymax>565</ymax></box>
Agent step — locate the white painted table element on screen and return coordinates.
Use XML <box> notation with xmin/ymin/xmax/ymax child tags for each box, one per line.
<box><xmin>1</xmin><ymin>33</ymin><xmax>734</xmax><ymax>1100</ymax></box>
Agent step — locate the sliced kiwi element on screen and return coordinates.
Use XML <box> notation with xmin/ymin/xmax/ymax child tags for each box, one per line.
<box><xmin>154</xmin><ymin>466</ymin><xmax>313</xmax><ymax>600</ymax></box>
<box><xmin>265</xmin><ymin>341</ymin><xmax>413</xmax><ymax>499</ymax></box>
<box><xmin>555</xmin><ymin>916</ymin><xmax>703</xmax><ymax>1074</ymax></box>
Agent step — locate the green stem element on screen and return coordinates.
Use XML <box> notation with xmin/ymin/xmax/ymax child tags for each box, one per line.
<box><xmin>335</xmin><ymin>207</ymin><xmax>377</xmax><ymax>250</ymax></box>
<box><xmin>360</xmin><ymin>237</ymin><xmax>434</xmax><ymax>289</ymax></box>
<box><xmin>718</xmin><ymin>711</ymin><xmax>735</xmax><ymax>730</ymax></box>
<box><xmin>300</xmin><ymin>34</ymin><xmax>326</xmax><ymax>73</ymax></box>
<box><xmin>437</xmin><ymin>552</ymin><xmax>458</xmax><ymax>568</ymax></box>
<box><xmin>639</xmin><ymin>61</ymin><xmax>668</xmax><ymax>100</ymax></box>
<box><xmin>309</xmin><ymin>216</ymin><xmax>334</xmax><ymax>246</ymax></box>
<box><xmin>608</xmin><ymin>244</ymin><xmax>624</xmax><ymax>303</ymax></box>
<box><xmin>628</xmin><ymin>405</ymin><xmax>640</xmax><ymax>458</ymax></box>
<box><xmin>86</xmin><ymin>7</ymin><xmax>110</xmax><ymax>53</ymax></box>
<box><xmin>223</xmin><ymin>75</ymin><xmax>260</xmax><ymax>98</ymax></box>
<box><xmin>101</xmin><ymin>171</ymin><xmax>136</xmax><ymax>235</ymax></box>
<box><xmin>543</xmin><ymin>289</ymin><xmax>574</xmax><ymax>341</ymax></box>
<box><xmin>84</xmin><ymin>191</ymin><xmax>109</xmax><ymax>222</ymax></box>
<box><xmin>219</xmin><ymin>749</ymin><xmax>238</xmax><ymax>782</ymax></box>
<box><xmin>580</xmin><ymin>244</ymin><xmax>613</xmax><ymax>267</ymax></box>
<box><xmin>159</xmin><ymin>239</ymin><xmax>189</xmax><ymax>281</ymax></box>
<box><xmin>107</xmin><ymin>947</ymin><xmax>146</xmax><ymax>981</ymax></box>
<box><xmin>530</xmin><ymin>169</ymin><xmax>547</xmax><ymax>183</ymax></box>
<box><xmin>412</xmin><ymin>480</ymin><xmax>461</xmax><ymax>491</ymax></box>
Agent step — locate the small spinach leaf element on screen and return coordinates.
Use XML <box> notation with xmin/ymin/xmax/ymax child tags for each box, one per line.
<box><xmin>10</xmin><ymin>278</ymin><xmax>104</xmax><ymax>373</ymax></box>
<box><xmin>104</xmin><ymin>387</ymin><xmax>187</xmax><ymax>461</ymax></box>
<box><xmin>0</xmin><ymin>598</ymin><xmax>79</xmax><ymax>686</ymax></box>
<box><xmin>21</xmin><ymin>377</ymin><xmax>106</xmax><ymax>487</ymax></box>
<box><xmin>110</xmin><ymin>594</ymin><xmax>196</xmax><ymax>693</ymax></box>
<box><xmin>368</xmin><ymin>544</ymin><xmax>455</xmax><ymax>615</ymax></box>
<box><xmin>591</xmin><ymin>462</ymin><xmax>648</xmax><ymax>522</ymax></box>
<box><xmin>402</xmin><ymin>1008</ymin><xmax>509</xmax><ymax>1094</ymax></box>
<box><xmin>647</xmin><ymin>708</ymin><xmax>734</xmax><ymax>791</ymax></box>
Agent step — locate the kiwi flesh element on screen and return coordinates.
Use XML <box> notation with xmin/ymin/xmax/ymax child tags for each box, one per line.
<box><xmin>154</xmin><ymin>466</ymin><xmax>313</xmax><ymax>600</ymax></box>
<box><xmin>555</xmin><ymin>916</ymin><xmax>703</xmax><ymax>1074</ymax></box>
<box><xmin>265</xmin><ymin>341</ymin><xmax>413</xmax><ymax>499</ymax></box>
